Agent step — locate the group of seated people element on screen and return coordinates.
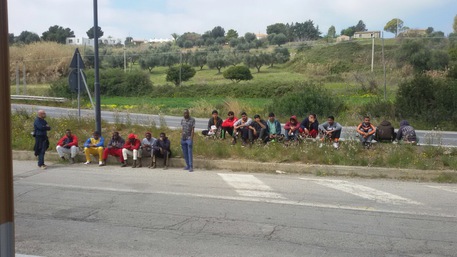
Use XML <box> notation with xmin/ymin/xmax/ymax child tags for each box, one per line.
<box><xmin>203</xmin><ymin>111</ymin><xmax>417</xmax><ymax>149</ymax></box>
<box><xmin>56</xmin><ymin>130</ymin><xmax>171</xmax><ymax>168</ymax></box>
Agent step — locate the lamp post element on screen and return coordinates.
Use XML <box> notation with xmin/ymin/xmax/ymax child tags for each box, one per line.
<box><xmin>93</xmin><ymin>0</ymin><xmax>102</xmax><ymax>134</ymax></box>
<box><xmin>0</xmin><ymin>0</ymin><xmax>15</xmax><ymax>256</ymax></box>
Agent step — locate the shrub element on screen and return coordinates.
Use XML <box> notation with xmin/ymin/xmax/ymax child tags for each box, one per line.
<box><xmin>269</xmin><ymin>82</ymin><xmax>345</xmax><ymax>118</ymax></box>
<box><xmin>359</xmin><ymin>98</ymin><xmax>396</xmax><ymax>119</ymax></box>
<box><xmin>223</xmin><ymin>66</ymin><xmax>253</xmax><ymax>83</ymax></box>
<box><xmin>165</xmin><ymin>64</ymin><xmax>196</xmax><ymax>86</ymax></box>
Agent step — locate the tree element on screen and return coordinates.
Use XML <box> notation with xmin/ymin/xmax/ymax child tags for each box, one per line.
<box><xmin>229</xmin><ymin>38</ymin><xmax>239</xmax><ymax>48</ymax></box>
<box><xmin>270</xmin><ymin>33</ymin><xmax>287</xmax><ymax>46</ymax></box>
<box><xmin>8</xmin><ymin>33</ymin><xmax>15</xmax><ymax>44</ymax></box>
<box><xmin>125</xmin><ymin>36</ymin><xmax>133</xmax><ymax>46</ymax></box>
<box><xmin>273</xmin><ymin>47</ymin><xmax>290</xmax><ymax>64</ymax></box>
<box><xmin>341</xmin><ymin>26</ymin><xmax>356</xmax><ymax>37</ymax></box>
<box><xmin>189</xmin><ymin>50</ymin><xmax>207</xmax><ymax>70</ymax></box>
<box><xmin>244</xmin><ymin>32</ymin><xmax>257</xmax><ymax>43</ymax></box>
<box><xmin>207</xmin><ymin>51</ymin><xmax>228</xmax><ymax>73</ymax></box>
<box><xmin>226</xmin><ymin>29</ymin><xmax>239</xmax><ymax>41</ymax></box>
<box><xmin>139</xmin><ymin>54</ymin><xmax>160</xmax><ymax>72</ymax></box>
<box><xmin>327</xmin><ymin>26</ymin><xmax>336</xmax><ymax>38</ymax></box>
<box><xmin>176</xmin><ymin>32</ymin><xmax>201</xmax><ymax>47</ymax></box>
<box><xmin>223</xmin><ymin>66</ymin><xmax>253</xmax><ymax>83</ymax></box>
<box><xmin>355</xmin><ymin>20</ymin><xmax>367</xmax><ymax>32</ymax></box>
<box><xmin>290</xmin><ymin>20</ymin><xmax>321</xmax><ymax>41</ymax></box>
<box><xmin>16</xmin><ymin>31</ymin><xmax>40</xmax><ymax>44</ymax></box>
<box><xmin>266</xmin><ymin>23</ymin><xmax>287</xmax><ymax>35</ymax></box>
<box><xmin>105</xmin><ymin>53</ymin><xmax>124</xmax><ymax>69</ymax></box>
<box><xmin>171</xmin><ymin>33</ymin><xmax>180</xmax><ymax>44</ymax></box>
<box><xmin>384</xmin><ymin>18</ymin><xmax>404</xmax><ymax>37</ymax></box>
<box><xmin>215</xmin><ymin>37</ymin><xmax>226</xmax><ymax>45</ymax></box>
<box><xmin>166</xmin><ymin>64</ymin><xmax>196</xmax><ymax>86</ymax></box>
<box><xmin>211</xmin><ymin>26</ymin><xmax>225</xmax><ymax>39</ymax></box>
<box><xmin>41</xmin><ymin>25</ymin><xmax>74</xmax><ymax>44</ymax></box>
<box><xmin>225</xmin><ymin>51</ymin><xmax>243</xmax><ymax>66</ymax></box>
<box><xmin>454</xmin><ymin>15</ymin><xmax>457</xmax><ymax>34</ymax></box>
<box><xmin>244</xmin><ymin>52</ymin><xmax>269</xmax><ymax>73</ymax></box>
<box><xmin>86</xmin><ymin>26</ymin><xmax>104</xmax><ymax>39</ymax></box>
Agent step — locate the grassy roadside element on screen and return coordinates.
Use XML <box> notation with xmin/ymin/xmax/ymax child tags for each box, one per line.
<box><xmin>12</xmin><ymin>110</ymin><xmax>457</xmax><ymax>175</ymax></box>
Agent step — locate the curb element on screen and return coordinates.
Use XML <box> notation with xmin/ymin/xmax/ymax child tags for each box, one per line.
<box><xmin>13</xmin><ymin>150</ymin><xmax>456</xmax><ymax>181</ymax></box>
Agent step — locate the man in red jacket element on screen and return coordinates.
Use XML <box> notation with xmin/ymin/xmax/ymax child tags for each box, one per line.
<box><xmin>56</xmin><ymin>129</ymin><xmax>79</xmax><ymax>164</ymax></box>
<box><xmin>221</xmin><ymin>111</ymin><xmax>238</xmax><ymax>139</ymax></box>
<box><xmin>122</xmin><ymin>133</ymin><xmax>141</xmax><ymax>168</ymax></box>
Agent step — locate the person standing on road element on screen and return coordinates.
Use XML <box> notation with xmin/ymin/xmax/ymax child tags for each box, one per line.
<box><xmin>181</xmin><ymin>109</ymin><xmax>195</xmax><ymax>172</ymax></box>
<box><xmin>33</xmin><ymin>110</ymin><xmax>51</xmax><ymax>169</ymax></box>
<box><xmin>56</xmin><ymin>129</ymin><xmax>79</xmax><ymax>164</ymax></box>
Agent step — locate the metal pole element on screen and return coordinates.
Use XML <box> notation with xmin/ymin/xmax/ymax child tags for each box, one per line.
<box><xmin>93</xmin><ymin>0</ymin><xmax>102</xmax><ymax>134</ymax></box>
<box><xmin>179</xmin><ymin>52</ymin><xmax>182</xmax><ymax>86</ymax></box>
<box><xmin>371</xmin><ymin>35</ymin><xmax>375</xmax><ymax>72</ymax></box>
<box><xmin>123</xmin><ymin>46</ymin><xmax>126</xmax><ymax>73</ymax></box>
<box><xmin>77</xmin><ymin>53</ymin><xmax>81</xmax><ymax>121</ymax></box>
<box><xmin>0</xmin><ymin>0</ymin><xmax>16</xmax><ymax>255</ymax></box>
<box><xmin>15</xmin><ymin>62</ymin><xmax>19</xmax><ymax>94</ymax></box>
<box><xmin>23</xmin><ymin>63</ymin><xmax>26</xmax><ymax>94</ymax></box>
<box><xmin>382</xmin><ymin>32</ymin><xmax>387</xmax><ymax>100</ymax></box>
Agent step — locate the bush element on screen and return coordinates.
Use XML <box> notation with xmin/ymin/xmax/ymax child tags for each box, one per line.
<box><xmin>359</xmin><ymin>98</ymin><xmax>396</xmax><ymax>119</ymax></box>
<box><xmin>223</xmin><ymin>66</ymin><xmax>253</xmax><ymax>83</ymax></box>
<box><xmin>268</xmin><ymin>82</ymin><xmax>345</xmax><ymax>118</ymax></box>
<box><xmin>166</xmin><ymin>64</ymin><xmax>196</xmax><ymax>86</ymax></box>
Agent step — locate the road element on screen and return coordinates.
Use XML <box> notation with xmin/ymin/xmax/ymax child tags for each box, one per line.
<box><xmin>11</xmin><ymin>104</ymin><xmax>457</xmax><ymax>146</ymax></box>
<box><xmin>13</xmin><ymin>160</ymin><xmax>457</xmax><ymax>257</ymax></box>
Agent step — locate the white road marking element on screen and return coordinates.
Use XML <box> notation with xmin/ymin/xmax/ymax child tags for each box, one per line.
<box><xmin>427</xmin><ymin>185</ymin><xmax>457</xmax><ymax>194</ymax></box>
<box><xmin>300</xmin><ymin>178</ymin><xmax>422</xmax><ymax>205</ymax></box>
<box><xmin>17</xmin><ymin>255</ymin><xmax>44</xmax><ymax>257</ymax></box>
<box><xmin>16</xmin><ymin>181</ymin><xmax>455</xmax><ymax>218</ymax></box>
<box><xmin>218</xmin><ymin>173</ymin><xmax>285</xmax><ymax>199</ymax></box>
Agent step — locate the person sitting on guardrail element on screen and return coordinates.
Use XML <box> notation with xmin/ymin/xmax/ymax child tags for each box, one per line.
<box><xmin>202</xmin><ymin>110</ymin><xmax>223</xmax><ymax>138</ymax></box>
<box><xmin>138</xmin><ymin>132</ymin><xmax>156</xmax><ymax>168</ymax></box>
<box><xmin>284</xmin><ymin>115</ymin><xmax>300</xmax><ymax>141</ymax></box>
<box><xmin>265</xmin><ymin>113</ymin><xmax>282</xmax><ymax>143</ymax></box>
<box><xmin>375</xmin><ymin>120</ymin><xmax>396</xmax><ymax>143</ymax></box>
<box><xmin>396</xmin><ymin>120</ymin><xmax>417</xmax><ymax>144</ymax></box>
<box><xmin>100</xmin><ymin>132</ymin><xmax>125</xmax><ymax>167</ymax></box>
<box><xmin>300</xmin><ymin>113</ymin><xmax>319</xmax><ymax>139</ymax></box>
<box><xmin>83</xmin><ymin>131</ymin><xmax>104</xmax><ymax>165</ymax></box>
<box><xmin>122</xmin><ymin>134</ymin><xmax>141</xmax><ymax>168</ymax></box>
<box><xmin>221</xmin><ymin>111</ymin><xmax>238</xmax><ymax>139</ymax></box>
<box><xmin>318</xmin><ymin>116</ymin><xmax>342</xmax><ymax>149</ymax></box>
<box><xmin>150</xmin><ymin>132</ymin><xmax>172</xmax><ymax>169</ymax></box>
<box><xmin>233</xmin><ymin>112</ymin><xmax>253</xmax><ymax>147</ymax></box>
<box><xmin>356</xmin><ymin>116</ymin><xmax>377</xmax><ymax>148</ymax></box>
<box><xmin>249</xmin><ymin>114</ymin><xmax>268</xmax><ymax>144</ymax></box>
<box><xmin>56</xmin><ymin>129</ymin><xmax>79</xmax><ymax>164</ymax></box>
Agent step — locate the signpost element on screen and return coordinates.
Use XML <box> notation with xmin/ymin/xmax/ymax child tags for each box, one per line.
<box><xmin>69</xmin><ymin>48</ymin><xmax>94</xmax><ymax>120</ymax></box>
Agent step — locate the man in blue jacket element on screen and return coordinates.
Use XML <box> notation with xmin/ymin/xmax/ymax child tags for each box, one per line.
<box><xmin>33</xmin><ymin>110</ymin><xmax>51</xmax><ymax>169</ymax></box>
<box><xmin>265</xmin><ymin>113</ymin><xmax>282</xmax><ymax>143</ymax></box>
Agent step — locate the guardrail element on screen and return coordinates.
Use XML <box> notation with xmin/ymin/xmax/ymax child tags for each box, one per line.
<box><xmin>11</xmin><ymin>95</ymin><xmax>67</xmax><ymax>103</ymax></box>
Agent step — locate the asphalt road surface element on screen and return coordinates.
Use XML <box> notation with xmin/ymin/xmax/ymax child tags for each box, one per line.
<box><xmin>11</xmin><ymin>104</ymin><xmax>457</xmax><ymax>147</ymax></box>
<box><xmin>13</xmin><ymin>160</ymin><xmax>457</xmax><ymax>257</ymax></box>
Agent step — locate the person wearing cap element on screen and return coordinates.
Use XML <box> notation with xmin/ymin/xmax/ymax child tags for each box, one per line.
<box><xmin>56</xmin><ymin>129</ymin><xmax>79</xmax><ymax>164</ymax></box>
<box><xmin>83</xmin><ymin>131</ymin><xmax>105</xmax><ymax>165</ymax></box>
<box><xmin>100</xmin><ymin>131</ymin><xmax>125</xmax><ymax>166</ymax></box>
<box><xmin>150</xmin><ymin>132</ymin><xmax>172</xmax><ymax>169</ymax></box>
<box><xmin>138</xmin><ymin>132</ymin><xmax>157</xmax><ymax>168</ymax></box>
<box><xmin>249</xmin><ymin>114</ymin><xmax>268</xmax><ymax>143</ymax></box>
<box><xmin>266</xmin><ymin>112</ymin><xmax>282</xmax><ymax>143</ymax></box>
<box><xmin>122</xmin><ymin>133</ymin><xmax>141</xmax><ymax>168</ymax></box>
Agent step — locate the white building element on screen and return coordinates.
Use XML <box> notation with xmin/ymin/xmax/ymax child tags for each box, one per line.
<box><xmin>353</xmin><ymin>31</ymin><xmax>381</xmax><ymax>39</ymax></box>
<box><xmin>66</xmin><ymin>36</ymin><xmax>123</xmax><ymax>47</ymax></box>
<box><xmin>149</xmin><ymin>38</ymin><xmax>173</xmax><ymax>43</ymax></box>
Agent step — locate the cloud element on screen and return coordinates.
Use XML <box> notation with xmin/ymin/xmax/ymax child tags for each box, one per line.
<box><xmin>7</xmin><ymin>0</ymin><xmax>455</xmax><ymax>39</ymax></box>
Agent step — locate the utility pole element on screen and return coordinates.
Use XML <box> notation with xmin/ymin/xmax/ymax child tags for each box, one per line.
<box><xmin>123</xmin><ymin>46</ymin><xmax>127</xmax><ymax>73</ymax></box>
<box><xmin>93</xmin><ymin>0</ymin><xmax>102</xmax><ymax>134</ymax></box>
<box><xmin>371</xmin><ymin>33</ymin><xmax>375</xmax><ymax>72</ymax></box>
<box><xmin>382</xmin><ymin>32</ymin><xmax>387</xmax><ymax>100</ymax></box>
<box><xmin>0</xmin><ymin>0</ymin><xmax>15</xmax><ymax>255</ymax></box>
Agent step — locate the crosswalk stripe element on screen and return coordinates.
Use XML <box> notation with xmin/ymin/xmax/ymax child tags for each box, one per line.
<box><xmin>427</xmin><ymin>185</ymin><xmax>457</xmax><ymax>194</ymax></box>
<box><xmin>218</xmin><ymin>173</ymin><xmax>285</xmax><ymax>199</ymax></box>
<box><xmin>300</xmin><ymin>178</ymin><xmax>422</xmax><ymax>205</ymax></box>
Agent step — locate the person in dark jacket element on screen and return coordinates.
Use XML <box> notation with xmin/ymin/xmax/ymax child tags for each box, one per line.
<box><xmin>100</xmin><ymin>132</ymin><xmax>125</xmax><ymax>166</ymax></box>
<box><xmin>203</xmin><ymin>110</ymin><xmax>223</xmax><ymax>137</ymax></box>
<box><xmin>249</xmin><ymin>114</ymin><xmax>268</xmax><ymax>143</ymax></box>
<box><xmin>375</xmin><ymin>120</ymin><xmax>396</xmax><ymax>142</ymax></box>
<box><xmin>300</xmin><ymin>114</ymin><xmax>319</xmax><ymax>138</ymax></box>
<box><xmin>397</xmin><ymin>120</ymin><xmax>417</xmax><ymax>143</ymax></box>
<box><xmin>33</xmin><ymin>110</ymin><xmax>51</xmax><ymax>169</ymax></box>
<box><xmin>150</xmin><ymin>132</ymin><xmax>172</xmax><ymax>169</ymax></box>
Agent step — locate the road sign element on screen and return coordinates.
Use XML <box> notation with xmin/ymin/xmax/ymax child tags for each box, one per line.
<box><xmin>69</xmin><ymin>48</ymin><xmax>85</xmax><ymax>69</ymax></box>
<box><xmin>68</xmin><ymin>69</ymin><xmax>87</xmax><ymax>93</ymax></box>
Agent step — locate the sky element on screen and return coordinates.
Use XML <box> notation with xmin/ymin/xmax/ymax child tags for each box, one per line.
<box><xmin>7</xmin><ymin>0</ymin><xmax>457</xmax><ymax>40</ymax></box>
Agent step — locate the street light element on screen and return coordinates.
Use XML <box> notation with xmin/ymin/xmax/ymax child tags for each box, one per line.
<box><xmin>93</xmin><ymin>0</ymin><xmax>101</xmax><ymax>135</ymax></box>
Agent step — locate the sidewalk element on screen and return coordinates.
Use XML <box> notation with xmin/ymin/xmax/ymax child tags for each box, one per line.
<box><xmin>13</xmin><ymin>150</ymin><xmax>456</xmax><ymax>181</ymax></box>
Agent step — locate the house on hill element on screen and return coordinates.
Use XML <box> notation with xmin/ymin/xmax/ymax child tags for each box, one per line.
<box><xmin>398</xmin><ymin>29</ymin><xmax>427</xmax><ymax>37</ymax></box>
<box><xmin>336</xmin><ymin>35</ymin><xmax>351</xmax><ymax>42</ymax></box>
<box><xmin>353</xmin><ymin>31</ymin><xmax>381</xmax><ymax>39</ymax></box>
